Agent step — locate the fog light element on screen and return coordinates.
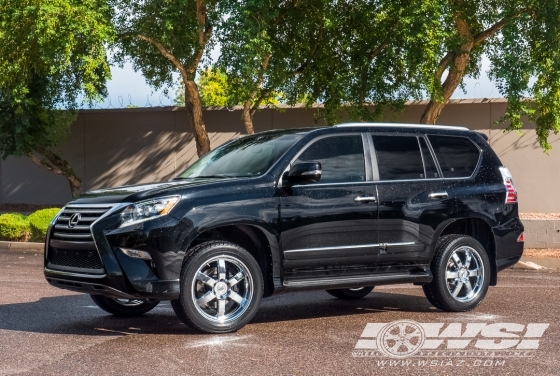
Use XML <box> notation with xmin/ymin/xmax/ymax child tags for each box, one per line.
<box><xmin>121</xmin><ymin>248</ymin><xmax>153</xmax><ymax>260</ymax></box>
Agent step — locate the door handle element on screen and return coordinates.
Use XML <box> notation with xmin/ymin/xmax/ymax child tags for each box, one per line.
<box><xmin>354</xmin><ymin>196</ymin><xmax>377</xmax><ymax>203</ymax></box>
<box><xmin>429</xmin><ymin>192</ymin><xmax>449</xmax><ymax>199</ymax></box>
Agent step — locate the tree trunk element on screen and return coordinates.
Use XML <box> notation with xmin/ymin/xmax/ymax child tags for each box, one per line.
<box><xmin>242</xmin><ymin>100</ymin><xmax>255</xmax><ymax>135</ymax></box>
<box><xmin>420</xmin><ymin>19</ymin><xmax>474</xmax><ymax>124</ymax></box>
<box><xmin>184</xmin><ymin>81</ymin><xmax>211</xmax><ymax>156</ymax></box>
<box><xmin>28</xmin><ymin>149</ymin><xmax>82</xmax><ymax>198</ymax></box>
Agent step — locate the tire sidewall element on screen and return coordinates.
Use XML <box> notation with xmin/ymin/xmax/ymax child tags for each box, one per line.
<box><xmin>434</xmin><ymin>236</ymin><xmax>491</xmax><ymax>311</ymax></box>
<box><xmin>179</xmin><ymin>242</ymin><xmax>263</xmax><ymax>333</ymax></box>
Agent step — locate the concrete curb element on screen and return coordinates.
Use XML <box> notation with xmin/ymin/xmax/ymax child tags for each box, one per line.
<box><xmin>518</xmin><ymin>256</ymin><xmax>560</xmax><ymax>270</ymax></box>
<box><xmin>0</xmin><ymin>241</ymin><xmax>44</xmax><ymax>251</ymax></box>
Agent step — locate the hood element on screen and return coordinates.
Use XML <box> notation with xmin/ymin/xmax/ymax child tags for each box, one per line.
<box><xmin>68</xmin><ymin>179</ymin><xmax>221</xmax><ymax>205</ymax></box>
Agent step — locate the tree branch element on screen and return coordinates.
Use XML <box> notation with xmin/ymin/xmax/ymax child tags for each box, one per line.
<box><xmin>136</xmin><ymin>34</ymin><xmax>189</xmax><ymax>82</ymax></box>
<box><xmin>473</xmin><ymin>15</ymin><xmax>515</xmax><ymax>46</ymax></box>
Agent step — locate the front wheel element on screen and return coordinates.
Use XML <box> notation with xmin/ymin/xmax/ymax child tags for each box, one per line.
<box><xmin>90</xmin><ymin>295</ymin><xmax>160</xmax><ymax>316</ymax></box>
<box><xmin>326</xmin><ymin>286</ymin><xmax>374</xmax><ymax>300</ymax></box>
<box><xmin>174</xmin><ymin>241</ymin><xmax>263</xmax><ymax>334</ymax></box>
<box><xmin>423</xmin><ymin>234</ymin><xmax>490</xmax><ymax>312</ymax></box>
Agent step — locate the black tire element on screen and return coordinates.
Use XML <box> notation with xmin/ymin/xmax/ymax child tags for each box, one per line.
<box><xmin>90</xmin><ymin>295</ymin><xmax>160</xmax><ymax>317</ymax></box>
<box><xmin>423</xmin><ymin>234</ymin><xmax>491</xmax><ymax>312</ymax></box>
<box><xmin>174</xmin><ymin>241</ymin><xmax>264</xmax><ymax>334</ymax></box>
<box><xmin>326</xmin><ymin>286</ymin><xmax>374</xmax><ymax>300</ymax></box>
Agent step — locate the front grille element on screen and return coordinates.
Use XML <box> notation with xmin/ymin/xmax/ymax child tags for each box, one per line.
<box><xmin>52</xmin><ymin>205</ymin><xmax>113</xmax><ymax>241</ymax></box>
<box><xmin>47</xmin><ymin>247</ymin><xmax>104</xmax><ymax>271</ymax></box>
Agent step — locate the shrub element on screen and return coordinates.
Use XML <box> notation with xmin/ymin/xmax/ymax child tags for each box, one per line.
<box><xmin>28</xmin><ymin>208</ymin><xmax>61</xmax><ymax>242</ymax></box>
<box><xmin>0</xmin><ymin>213</ymin><xmax>31</xmax><ymax>241</ymax></box>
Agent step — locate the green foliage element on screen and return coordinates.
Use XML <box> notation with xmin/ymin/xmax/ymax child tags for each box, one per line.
<box><xmin>112</xmin><ymin>0</ymin><xmax>220</xmax><ymax>88</ymax></box>
<box><xmin>0</xmin><ymin>0</ymin><xmax>114</xmax><ymax>159</ymax></box>
<box><xmin>0</xmin><ymin>213</ymin><xmax>30</xmax><ymax>242</ymax></box>
<box><xmin>28</xmin><ymin>208</ymin><xmax>60</xmax><ymax>242</ymax></box>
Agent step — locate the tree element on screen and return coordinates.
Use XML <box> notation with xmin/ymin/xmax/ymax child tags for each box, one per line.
<box><xmin>218</xmin><ymin>0</ymin><xmax>329</xmax><ymax>134</ymax></box>
<box><xmin>112</xmin><ymin>0</ymin><xmax>219</xmax><ymax>157</ymax></box>
<box><xmin>174</xmin><ymin>67</ymin><xmax>234</xmax><ymax>107</ymax></box>
<box><xmin>0</xmin><ymin>0</ymin><xmax>114</xmax><ymax>197</ymax></box>
<box><xmin>417</xmin><ymin>1</ymin><xmax>560</xmax><ymax>151</ymax></box>
<box><xmin>267</xmin><ymin>0</ymin><xmax>445</xmax><ymax>126</ymax></box>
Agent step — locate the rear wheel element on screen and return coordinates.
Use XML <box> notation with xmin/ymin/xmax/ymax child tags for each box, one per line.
<box><xmin>326</xmin><ymin>286</ymin><xmax>374</xmax><ymax>300</ymax></box>
<box><xmin>90</xmin><ymin>295</ymin><xmax>160</xmax><ymax>316</ymax></box>
<box><xmin>423</xmin><ymin>234</ymin><xmax>490</xmax><ymax>312</ymax></box>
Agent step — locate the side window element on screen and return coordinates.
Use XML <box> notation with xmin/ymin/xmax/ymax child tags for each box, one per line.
<box><xmin>428</xmin><ymin>135</ymin><xmax>480</xmax><ymax>178</ymax></box>
<box><xmin>295</xmin><ymin>135</ymin><xmax>365</xmax><ymax>183</ymax></box>
<box><xmin>372</xmin><ymin>135</ymin><xmax>425</xmax><ymax>180</ymax></box>
<box><xmin>419</xmin><ymin>137</ymin><xmax>439</xmax><ymax>178</ymax></box>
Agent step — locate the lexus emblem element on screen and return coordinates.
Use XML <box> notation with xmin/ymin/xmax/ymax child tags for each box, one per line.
<box><xmin>68</xmin><ymin>213</ymin><xmax>81</xmax><ymax>228</ymax></box>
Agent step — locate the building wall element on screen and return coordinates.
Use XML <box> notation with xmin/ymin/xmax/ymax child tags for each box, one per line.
<box><xmin>1</xmin><ymin>99</ymin><xmax>557</xmax><ymax>213</ymax></box>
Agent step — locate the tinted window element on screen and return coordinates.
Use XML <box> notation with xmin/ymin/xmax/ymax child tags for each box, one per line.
<box><xmin>295</xmin><ymin>136</ymin><xmax>365</xmax><ymax>183</ymax></box>
<box><xmin>178</xmin><ymin>133</ymin><xmax>302</xmax><ymax>178</ymax></box>
<box><xmin>419</xmin><ymin>137</ymin><xmax>439</xmax><ymax>178</ymax></box>
<box><xmin>428</xmin><ymin>135</ymin><xmax>480</xmax><ymax>178</ymax></box>
<box><xmin>373</xmin><ymin>136</ymin><xmax>425</xmax><ymax>180</ymax></box>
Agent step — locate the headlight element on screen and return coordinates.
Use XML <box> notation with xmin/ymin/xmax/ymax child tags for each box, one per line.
<box><xmin>119</xmin><ymin>196</ymin><xmax>180</xmax><ymax>228</ymax></box>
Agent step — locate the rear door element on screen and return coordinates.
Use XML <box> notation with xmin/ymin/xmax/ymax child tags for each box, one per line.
<box><xmin>280</xmin><ymin>134</ymin><xmax>381</xmax><ymax>269</ymax></box>
<box><xmin>370</xmin><ymin>133</ymin><xmax>457</xmax><ymax>265</ymax></box>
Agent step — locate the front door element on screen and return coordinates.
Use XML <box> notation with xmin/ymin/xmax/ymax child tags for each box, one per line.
<box><xmin>280</xmin><ymin>134</ymin><xmax>380</xmax><ymax>269</ymax></box>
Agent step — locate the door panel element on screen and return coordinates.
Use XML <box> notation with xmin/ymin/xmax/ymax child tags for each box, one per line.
<box><xmin>280</xmin><ymin>134</ymin><xmax>379</xmax><ymax>269</ymax></box>
<box><xmin>376</xmin><ymin>180</ymin><xmax>456</xmax><ymax>264</ymax></box>
<box><xmin>281</xmin><ymin>184</ymin><xmax>379</xmax><ymax>268</ymax></box>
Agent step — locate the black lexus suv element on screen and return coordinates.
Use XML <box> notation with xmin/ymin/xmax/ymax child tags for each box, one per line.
<box><xmin>44</xmin><ymin>123</ymin><xmax>524</xmax><ymax>333</ymax></box>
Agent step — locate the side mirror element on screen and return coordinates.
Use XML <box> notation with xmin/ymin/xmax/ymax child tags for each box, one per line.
<box><xmin>284</xmin><ymin>162</ymin><xmax>322</xmax><ymax>186</ymax></box>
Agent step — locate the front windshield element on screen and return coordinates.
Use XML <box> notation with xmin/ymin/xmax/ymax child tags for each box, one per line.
<box><xmin>177</xmin><ymin>132</ymin><xmax>303</xmax><ymax>179</ymax></box>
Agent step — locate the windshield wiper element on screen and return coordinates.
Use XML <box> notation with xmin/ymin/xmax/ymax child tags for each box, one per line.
<box><xmin>190</xmin><ymin>175</ymin><xmax>230</xmax><ymax>179</ymax></box>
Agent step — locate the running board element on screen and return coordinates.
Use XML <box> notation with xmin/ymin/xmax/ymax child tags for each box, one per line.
<box><xmin>282</xmin><ymin>272</ymin><xmax>432</xmax><ymax>289</ymax></box>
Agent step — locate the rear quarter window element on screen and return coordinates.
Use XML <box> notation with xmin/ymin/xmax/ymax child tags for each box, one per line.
<box><xmin>427</xmin><ymin>135</ymin><xmax>480</xmax><ymax>178</ymax></box>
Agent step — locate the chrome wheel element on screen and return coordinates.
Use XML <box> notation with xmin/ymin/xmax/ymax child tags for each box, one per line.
<box><xmin>191</xmin><ymin>255</ymin><xmax>254</xmax><ymax>324</ymax></box>
<box><xmin>445</xmin><ymin>246</ymin><xmax>484</xmax><ymax>303</ymax></box>
<box><xmin>113</xmin><ymin>298</ymin><xmax>145</xmax><ymax>307</ymax></box>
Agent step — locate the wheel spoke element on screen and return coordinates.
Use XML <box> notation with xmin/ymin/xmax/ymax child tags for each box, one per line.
<box><xmin>446</xmin><ymin>271</ymin><xmax>458</xmax><ymax>279</ymax></box>
<box><xmin>452</xmin><ymin>253</ymin><xmax>463</xmax><ymax>268</ymax></box>
<box><xmin>217</xmin><ymin>299</ymin><xmax>226</xmax><ymax>319</ymax></box>
<box><xmin>451</xmin><ymin>282</ymin><xmax>463</xmax><ymax>297</ymax></box>
<box><xmin>228</xmin><ymin>291</ymin><xmax>247</xmax><ymax>306</ymax></box>
<box><xmin>464</xmin><ymin>281</ymin><xmax>473</xmax><ymax>296</ymax></box>
<box><xmin>469</xmin><ymin>268</ymin><xmax>482</xmax><ymax>277</ymax></box>
<box><xmin>464</xmin><ymin>251</ymin><xmax>472</xmax><ymax>268</ymax></box>
<box><xmin>196</xmin><ymin>272</ymin><xmax>217</xmax><ymax>287</ymax></box>
<box><xmin>217</xmin><ymin>258</ymin><xmax>227</xmax><ymax>280</ymax></box>
<box><xmin>197</xmin><ymin>291</ymin><xmax>217</xmax><ymax>307</ymax></box>
<box><xmin>228</xmin><ymin>271</ymin><xmax>245</xmax><ymax>287</ymax></box>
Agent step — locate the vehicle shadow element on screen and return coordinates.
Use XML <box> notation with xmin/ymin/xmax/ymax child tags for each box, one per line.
<box><xmin>0</xmin><ymin>290</ymin><xmax>435</xmax><ymax>336</ymax></box>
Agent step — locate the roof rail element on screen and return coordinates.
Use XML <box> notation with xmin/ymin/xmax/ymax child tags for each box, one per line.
<box><xmin>333</xmin><ymin>122</ymin><xmax>469</xmax><ymax>131</ymax></box>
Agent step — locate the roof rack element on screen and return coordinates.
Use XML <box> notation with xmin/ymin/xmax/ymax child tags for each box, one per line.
<box><xmin>333</xmin><ymin>122</ymin><xmax>469</xmax><ymax>131</ymax></box>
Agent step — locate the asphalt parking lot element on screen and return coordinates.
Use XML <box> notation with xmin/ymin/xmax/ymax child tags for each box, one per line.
<box><xmin>1</xmin><ymin>249</ymin><xmax>558</xmax><ymax>376</ymax></box>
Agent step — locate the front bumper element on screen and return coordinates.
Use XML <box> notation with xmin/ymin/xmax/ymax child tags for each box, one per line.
<box><xmin>44</xmin><ymin>204</ymin><xmax>192</xmax><ymax>300</ymax></box>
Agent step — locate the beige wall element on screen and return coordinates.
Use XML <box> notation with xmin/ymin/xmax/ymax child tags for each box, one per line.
<box><xmin>0</xmin><ymin>99</ymin><xmax>556</xmax><ymax>212</ymax></box>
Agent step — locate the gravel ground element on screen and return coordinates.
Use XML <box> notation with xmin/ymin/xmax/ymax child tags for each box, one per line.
<box><xmin>524</xmin><ymin>249</ymin><xmax>560</xmax><ymax>259</ymax></box>
<box><xmin>519</xmin><ymin>213</ymin><xmax>560</xmax><ymax>220</ymax></box>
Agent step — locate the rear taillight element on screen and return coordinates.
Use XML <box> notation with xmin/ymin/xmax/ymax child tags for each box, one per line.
<box><xmin>517</xmin><ymin>233</ymin><xmax>524</xmax><ymax>242</ymax></box>
<box><xmin>499</xmin><ymin>166</ymin><xmax>517</xmax><ymax>204</ymax></box>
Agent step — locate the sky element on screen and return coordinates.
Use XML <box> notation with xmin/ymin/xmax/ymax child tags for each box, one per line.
<box><xmin>95</xmin><ymin>55</ymin><xmax>501</xmax><ymax>109</ymax></box>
